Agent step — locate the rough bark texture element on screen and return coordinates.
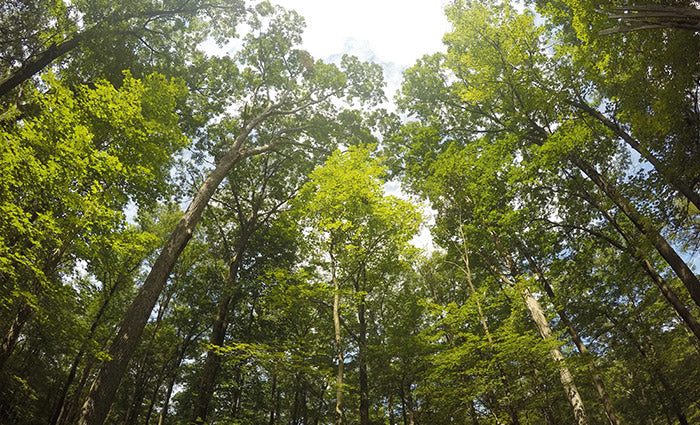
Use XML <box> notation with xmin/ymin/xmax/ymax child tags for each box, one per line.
<box><xmin>78</xmin><ymin>109</ymin><xmax>275</xmax><ymax>425</ymax></box>
<box><xmin>572</xmin><ymin>154</ymin><xmax>700</xmax><ymax>309</ymax></box>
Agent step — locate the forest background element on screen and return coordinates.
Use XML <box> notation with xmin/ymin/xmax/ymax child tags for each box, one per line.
<box><xmin>1</xmin><ymin>1</ymin><xmax>699</xmax><ymax>425</ymax></box>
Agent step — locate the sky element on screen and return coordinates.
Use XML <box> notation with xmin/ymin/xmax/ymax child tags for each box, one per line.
<box><xmin>275</xmin><ymin>0</ymin><xmax>451</xmax><ymax>104</ymax></box>
<box><xmin>272</xmin><ymin>1</ymin><xmax>450</xmax><ymax>251</ymax></box>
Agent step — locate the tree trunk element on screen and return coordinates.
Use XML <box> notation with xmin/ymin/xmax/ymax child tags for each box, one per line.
<box><xmin>356</xmin><ymin>269</ymin><xmax>370</xmax><ymax>425</ymax></box>
<box><xmin>0</xmin><ymin>303</ymin><xmax>32</xmax><ymax>370</ymax></box>
<box><xmin>157</xmin><ymin>340</ymin><xmax>188</xmax><ymax>425</ymax></box>
<box><xmin>584</xmin><ymin>191</ymin><xmax>700</xmax><ymax>342</ymax></box>
<box><xmin>332</xmin><ymin>252</ymin><xmax>345</xmax><ymax>425</ymax></box>
<box><xmin>574</xmin><ymin>101</ymin><xmax>700</xmax><ymax>211</ymax></box>
<box><xmin>571</xmin><ymin>154</ymin><xmax>700</xmax><ymax>309</ymax></box>
<box><xmin>458</xmin><ymin>230</ymin><xmax>520</xmax><ymax>425</ymax></box>
<box><xmin>606</xmin><ymin>312</ymin><xmax>689</xmax><ymax>425</ymax></box>
<box><xmin>78</xmin><ymin>106</ymin><xmax>277</xmax><ymax>425</ymax></box>
<box><xmin>0</xmin><ymin>35</ymin><xmax>83</xmax><ymax>98</ymax></box>
<box><xmin>524</xmin><ymin>250</ymin><xmax>622</xmax><ymax>425</ymax></box>
<box><xmin>48</xmin><ymin>272</ymin><xmax>126</xmax><ymax>425</ymax></box>
<box><xmin>192</xmin><ymin>243</ymin><xmax>247</xmax><ymax>423</ymax></box>
<box><xmin>389</xmin><ymin>394</ymin><xmax>396</xmax><ymax>425</ymax></box>
<box><xmin>268</xmin><ymin>373</ymin><xmax>278</xmax><ymax>425</ymax></box>
<box><xmin>521</xmin><ymin>288</ymin><xmax>589</xmax><ymax>425</ymax></box>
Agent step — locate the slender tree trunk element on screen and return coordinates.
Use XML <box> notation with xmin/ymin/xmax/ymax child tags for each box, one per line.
<box><xmin>331</xmin><ymin>252</ymin><xmax>345</xmax><ymax>425</ymax></box>
<box><xmin>0</xmin><ymin>303</ymin><xmax>32</xmax><ymax>370</ymax></box>
<box><xmin>571</xmin><ymin>154</ymin><xmax>700</xmax><ymax>309</ymax></box>
<box><xmin>78</xmin><ymin>106</ymin><xmax>277</xmax><ymax>425</ymax></box>
<box><xmin>606</xmin><ymin>312</ymin><xmax>689</xmax><ymax>425</ymax></box>
<box><xmin>524</xmin><ymin>250</ymin><xmax>622</xmax><ymax>425</ymax></box>
<box><xmin>520</xmin><ymin>288</ymin><xmax>589</xmax><ymax>425</ymax></box>
<box><xmin>268</xmin><ymin>373</ymin><xmax>278</xmax><ymax>425</ymax></box>
<box><xmin>574</xmin><ymin>101</ymin><xmax>700</xmax><ymax>211</ymax></box>
<box><xmin>458</xmin><ymin>229</ymin><xmax>520</xmax><ymax>425</ymax></box>
<box><xmin>1</xmin><ymin>247</ymin><xmax>66</xmax><ymax>371</ymax></box>
<box><xmin>60</xmin><ymin>357</ymin><xmax>95</xmax><ymax>425</ymax></box>
<box><xmin>399</xmin><ymin>380</ymin><xmax>409</xmax><ymax>425</ymax></box>
<box><xmin>157</xmin><ymin>342</ymin><xmax>187</xmax><ymax>425</ymax></box>
<box><xmin>389</xmin><ymin>394</ymin><xmax>396</xmax><ymax>425</ymax></box>
<box><xmin>48</xmin><ymin>272</ymin><xmax>126</xmax><ymax>425</ymax></box>
<box><xmin>192</xmin><ymin>244</ymin><xmax>247</xmax><ymax>423</ymax></box>
<box><xmin>229</xmin><ymin>368</ymin><xmax>244</xmax><ymax>418</ymax></box>
<box><xmin>356</xmin><ymin>269</ymin><xmax>370</xmax><ymax>425</ymax></box>
<box><xmin>312</xmin><ymin>380</ymin><xmax>325</xmax><ymax>425</ymax></box>
<box><xmin>584</xmin><ymin>192</ymin><xmax>700</xmax><ymax>342</ymax></box>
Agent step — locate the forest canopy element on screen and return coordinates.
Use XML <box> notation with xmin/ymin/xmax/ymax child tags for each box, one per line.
<box><xmin>0</xmin><ymin>1</ymin><xmax>699</xmax><ymax>425</ymax></box>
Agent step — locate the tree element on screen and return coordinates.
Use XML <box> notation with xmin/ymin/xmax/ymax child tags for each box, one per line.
<box><xmin>295</xmin><ymin>145</ymin><xmax>421</xmax><ymax>425</ymax></box>
<box><xmin>0</xmin><ymin>71</ymin><xmax>187</xmax><ymax>371</ymax></box>
<box><xmin>0</xmin><ymin>0</ymin><xmax>245</xmax><ymax>99</ymax></box>
<box><xmin>78</xmin><ymin>4</ymin><xmax>385</xmax><ymax>424</ymax></box>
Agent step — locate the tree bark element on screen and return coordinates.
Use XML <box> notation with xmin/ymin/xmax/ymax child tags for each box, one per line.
<box><xmin>581</xmin><ymin>187</ymin><xmax>700</xmax><ymax>342</ymax></box>
<box><xmin>520</xmin><ymin>287</ymin><xmax>590</xmax><ymax>425</ymax></box>
<box><xmin>332</xmin><ymin>251</ymin><xmax>345</xmax><ymax>425</ymax></box>
<box><xmin>157</xmin><ymin>339</ymin><xmax>188</xmax><ymax>425</ymax></box>
<box><xmin>573</xmin><ymin>101</ymin><xmax>700</xmax><ymax>211</ymax></box>
<box><xmin>0</xmin><ymin>5</ymin><xmax>240</xmax><ymax>99</ymax></box>
<box><xmin>0</xmin><ymin>35</ymin><xmax>83</xmax><ymax>98</ymax></box>
<box><xmin>356</xmin><ymin>269</ymin><xmax>370</xmax><ymax>425</ymax></box>
<box><xmin>0</xmin><ymin>303</ymin><xmax>32</xmax><ymax>370</ymax></box>
<box><xmin>191</xmin><ymin>243</ymin><xmax>247</xmax><ymax>423</ymax></box>
<box><xmin>523</xmin><ymin>249</ymin><xmax>622</xmax><ymax>425</ymax></box>
<box><xmin>571</xmin><ymin>154</ymin><xmax>700</xmax><ymax>310</ymax></box>
<box><xmin>78</xmin><ymin>106</ymin><xmax>277</xmax><ymax>425</ymax></box>
<box><xmin>267</xmin><ymin>373</ymin><xmax>278</xmax><ymax>425</ymax></box>
<box><xmin>48</xmin><ymin>272</ymin><xmax>126</xmax><ymax>425</ymax></box>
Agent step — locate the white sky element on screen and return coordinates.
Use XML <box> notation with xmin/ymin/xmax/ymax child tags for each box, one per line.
<box><xmin>278</xmin><ymin>0</ymin><xmax>449</xmax><ymax>64</ymax></box>
<box><xmin>276</xmin><ymin>0</ymin><xmax>450</xmax><ymax>102</ymax></box>
<box><xmin>271</xmin><ymin>1</ymin><xmax>448</xmax><ymax>252</ymax></box>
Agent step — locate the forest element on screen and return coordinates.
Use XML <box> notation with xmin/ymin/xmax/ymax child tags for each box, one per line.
<box><xmin>1</xmin><ymin>0</ymin><xmax>699</xmax><ymax>424</ymax></box>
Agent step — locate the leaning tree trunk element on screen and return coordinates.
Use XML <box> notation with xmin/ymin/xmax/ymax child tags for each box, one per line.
<box><xmin>520</xmin><ymin>287</ymin><xmax>590</xmax><ymax>425</ymax></box>
<box><xmin>574</xmin><ymin>101</ymin><xmax>700</xmax><ymax>211</ymax></box>
<box><xmin>571</xmin><ymin>154</ymin><xmax>700</xmax><ymax>310</ymax></box>
<box><xmin>523</xmin><ymin>249</ymin><xmax>622</xmax><ymax>425</ymax></box>
<box><xmin>578</xmin><ymin>181</ymin><xmax>700</xmax><ymax>342</ymax></box>
<box><xmin>78</xmin><ymin>106</ymin><xmax>278</xmax><ymax>425</ymax></box>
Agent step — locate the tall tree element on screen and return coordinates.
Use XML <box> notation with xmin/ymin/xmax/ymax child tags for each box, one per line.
<box><xmin>295</xmin><ymin>145</ymin><xmax>421</xmax><ymax>425</ymax></box>
<box><xmin>78</xmin><ymin>4</ymin><xmax>384</xmax><ymax>424</ymax></box>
